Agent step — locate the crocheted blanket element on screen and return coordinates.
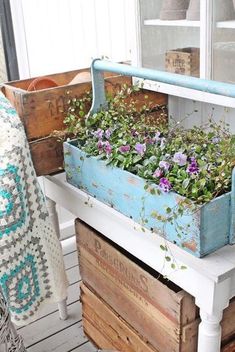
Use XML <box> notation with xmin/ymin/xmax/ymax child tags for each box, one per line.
<box><xmin>0</xmin><ymin>93</ymin><xmax>68</xmax><ymax>326</ymax></box>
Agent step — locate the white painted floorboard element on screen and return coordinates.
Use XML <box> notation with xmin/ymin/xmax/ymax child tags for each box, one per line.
<box><xmin>17</xmin><ymin>236</ymin><xmax>97</xmax><ymax>352</ymax></box>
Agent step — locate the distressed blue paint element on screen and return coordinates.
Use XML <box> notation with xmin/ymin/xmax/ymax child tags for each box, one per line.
<box><xmin>64</xmin><ymin>140</ymin><xmax>232</xmax><ymax>258</ymax></box>
<box><xmin>89</xmin><ymin>59</ymin><xmax>235</xmax><ymax>115</ymax></box>
<box><xmin>230</xmin><ymin>168</ymin><xmax>235</xmax><ymax>243</ymax></box>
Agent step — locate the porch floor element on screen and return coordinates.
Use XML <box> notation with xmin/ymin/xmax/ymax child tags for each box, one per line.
<box><xmin>17</xmin><ymin>236</ymin><xmax>97</xmax><ymax>352</ymax></box>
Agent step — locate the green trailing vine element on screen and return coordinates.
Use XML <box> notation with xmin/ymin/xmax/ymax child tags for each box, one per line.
<box><xmin>64</xmin><ymin>84</ymin><xmax>235</xmax><ymax>268</ymax></box>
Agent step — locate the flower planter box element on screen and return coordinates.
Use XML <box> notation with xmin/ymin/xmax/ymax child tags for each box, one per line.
<box><xmin>64</xmin><ymin>141</ymin><xmax>233</xmax><ymax>258</ymax></box>
<box><xmin>76</xmin><ymin>220</ymin><xmax>235</xmax><ymax>352</ymax></box>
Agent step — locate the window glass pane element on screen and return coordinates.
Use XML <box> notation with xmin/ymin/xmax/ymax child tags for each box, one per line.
<box><xmin>139</xmin><ymin>0</ymin><xmax>200</xmax><ymax>77</ymax></box>
<box><xmin>213</xmin><ymin>0</ymin><xmax>235</xmax><ymax>83</ymax></box>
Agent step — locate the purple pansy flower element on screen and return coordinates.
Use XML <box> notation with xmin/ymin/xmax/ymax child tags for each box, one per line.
<box><xmin>97</xmin><ymin>140</ymin><xmax>103</xmax><ymax>151</ymax></box>
<box><xmin>105</xmin><ymin>128</ymin><xmax>112</xmax><ymax>139</ymax></box>
<box><xmin>159</xmin><ymin>160</ymin><xmax>170</xmax><ymax>171</ymax></box>
<box><xmin>153</xmin><ymin>168</ymin><xmax>163</xmax><ymax>178</ymax></box>
<box><xmin>131</xmin><ymin>129</ymin><xmax>139</xmax><ymax>137</ymax></box>
<box><xmin>212</xmin><ymin>136</ymin><xmax>221</xmax><ymax>144</ymax></box>
<box><xmin>159</xmin><ymin>177</ymin><xmax>172</xmax><ymax>192</ymax></box>
<box><xmin>135</xmin><ymin>143</ymin><xmax>146</xmax><ymax>156</ymax></box>
<box><xmin>173</xmin><ymin>152</ymin><xmax>187</xmax><ymax>166</ymax></box>
<box><xmin>187</xmin><ymin>157</ymin><xmax>199</xmax><ymax>175</ymax></box>
<box><xmin>104</xmin><ymin>141</ymin><xmax>112</xmax><ymax>155</ymax></box>
<box><xmin>119</xmin><ymin>145</ymin><xmax>130</xmax><ymax>153</ymax></box>
<box><xmin>94</xmin><ymin>128</ymin><xmax>104</xmax><ymax>139</ymax></box>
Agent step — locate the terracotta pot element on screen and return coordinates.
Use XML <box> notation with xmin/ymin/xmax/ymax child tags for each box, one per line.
<box><xmin>215</xmin><ymin>0</ymin><xmax>235</xmax><ymax>21</ymax></box>
<box><xmin>27</xmin><ymin>77</ymin><xmax>58</xmax><ymax>91</ymax></box>
<box><xmin>68</xmin><ymin>71</ymin><xmax>91</xmax><ymax>85</ymax></box>
<box><xmin>186</xmin><ymin>0</ymin><xmax>200</xmax><ymax>20</ymax></box>
<box><xmin>160</xmin><ymin>0</ymin><xmax>190</xmax><ymax>20</ymax></box>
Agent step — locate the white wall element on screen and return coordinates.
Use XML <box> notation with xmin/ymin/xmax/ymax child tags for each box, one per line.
<box><xmin>10</xmin><ymin>0</ymin><xmax>135</xmax><ymax>78</ymax></box>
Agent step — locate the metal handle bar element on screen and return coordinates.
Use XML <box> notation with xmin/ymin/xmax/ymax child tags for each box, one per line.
<box><xmin>89</xmin><ymin>58</ymin><xmax>235</xmax><ymax>115</ymax></box>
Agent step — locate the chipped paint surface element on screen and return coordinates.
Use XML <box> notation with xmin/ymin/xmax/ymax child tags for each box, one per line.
<box><xmin>64</xmin><ymin>140</ymin><xmax>232</xmax><ymax>257</ymax></box>
<box><xmin>128</xmin><ymin>176</ymin><xmax>140</xmax><ymax>186</ymax></box>
<box><xmin>108</xmin><ymin>189</ymin><xmax>113</xmax><ymax>196</ymax></box>
<box><xmin>182</xmin><ymin>239</ymin><xmax>198</xmax><ymax>253</ymax></box>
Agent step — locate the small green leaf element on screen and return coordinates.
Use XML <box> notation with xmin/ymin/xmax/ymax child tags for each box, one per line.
<box><xmin>160</xmin><ymin>245</ymin><xmax>167</xmax><ymax>251</ymax></box>
<box><xmin>165</xmin><ymin>256</ymin><xmax>171</xmax><ymax>262</ymax></box>
<box><xmin>166</xmin><ymin>207</ymin><xmax>172</xmax><ymax>214</ymax></box>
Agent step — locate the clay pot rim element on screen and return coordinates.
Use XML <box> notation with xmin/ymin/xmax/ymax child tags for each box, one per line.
<box><xmin>27</xmin><ymin>77</ymin><xmax>58</xmax><ymax>91</ymax></box>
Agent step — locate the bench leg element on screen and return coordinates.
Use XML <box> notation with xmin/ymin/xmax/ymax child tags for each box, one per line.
<box><xmin>198</xmin><ymin>310</ymin><xmax>222</xmax><ymax>352</ymax></box>
<box><xmin>46</xmin><ymin>197</ymin><xmax>68</xmax><ymax>320</ymax></box>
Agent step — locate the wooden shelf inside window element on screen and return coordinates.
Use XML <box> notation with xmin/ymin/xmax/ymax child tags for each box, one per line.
<box><xmin>144</xmin><ymin>19</ymin><xmax>200</xmax><ymax>27</ymax></box>
<box><xmin>216</xmin><ymin>20</ymin><xmax>235</xmax><ymax>28</ymax></box>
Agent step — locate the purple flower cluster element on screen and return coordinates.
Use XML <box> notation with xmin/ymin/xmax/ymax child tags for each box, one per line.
<box><xmin>94</xmin><ymin>128</ymin><xmax>104</xmax><ymax>139</ymax></box>
<box><xmin>159</xmin><ymin>177</ymin><xmax>172</xmax><ymax>192</ymax></box>
<box><xmin>135</xmin><ymin>143</ymin><xmax>146</xmax><ymax>156</ymax></box>
<box><xmin>119</xmin><ymin>145</ymin><xmax>130</xmax><ymax>153</ymax></box>
<box><xmin>97</xmin><ymin>140</ymin><xmax>112</xmax><ymax>155</ymax></box>
<box><xmin>94</xmin><ymin>128</ymin><xmax>112</xmax><ymax>140</ymax></box>
<box><xmin>131</xmin><ymin>129</ymin><xmax>139</xmax><ymax>137</ymax></box>
<box><xmin>187</xmin><ymin>157</ymin><xmax>199</xmax><ymax>175</ymax></box>
<box><xmin>173</xmin><ymin>152</ymin><xmax>187</xmax><ymax>166</ymax></box>
<box><xmin>153</xmin><ymin>168</ymin><xmax>163</xmax><ymax>178</ymax></box>
<box><xmin>159</xmin><ymin>160</ymin><xmax>170</xmax><ymax>171</ymax></box>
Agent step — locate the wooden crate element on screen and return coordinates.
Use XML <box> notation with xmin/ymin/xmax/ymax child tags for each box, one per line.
<box><xmin>76</xmin><ymin>220</ymin><xmax>235</xmax><ymax>352</ymax></box>
<box><xmin>2</xmin><ymin>70</ymin><xmax>167</xmax><ymax>176</ymax></box>
<box><xmin>81</xmin><ymin>283</ymin><xmax>157</xmax><ymax>352</ymax></box>
<box><xmin>165</xmin><ymin>47</ymin><xmax>200</xmax><ymax>77</ymax></box>
<box><xmin>2</xmin><ymin>70</ymin><xmax>131</xmax><ymax>141</ymax></box>
<box><xmin>76</xmin><ymin>219</ymin><xmax>199</xmax><ymax>352</ymax></box>
<box><xmin>29</xmin><ymin>136</ymin><xmax>63</xmax><ymax>176</ymax></box>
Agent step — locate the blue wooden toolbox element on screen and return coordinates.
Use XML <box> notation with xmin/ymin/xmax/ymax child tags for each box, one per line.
<box><xmin>64</xmin><ymin>59</ymin><xmax>235</xmax><ymax>258</ymax></box>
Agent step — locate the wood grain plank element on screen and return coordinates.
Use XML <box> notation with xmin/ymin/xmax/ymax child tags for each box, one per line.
<box><xmin>222</xmin><ymin>340</ymin><xmax>235</xmax><ymax>352</ymax></box>
<box><xmin>69</xmin><ymin>341</ymin><xmax>97</xmax><ymax>352</ymax></box>
<box><xmin>27</xmin><ymin>322</ymin><xmax>87</xmax><ymax>352</ymax></box>
<box><xmin>81</xmin><ymin>283</ymin><xmax>157</xmax><ymax>352</ymax></box>
<box><xmin>67</xmin><ymin>265</ymin><xmax>80</xmax><ymax>285</ymax></box>
<box><xmin>62</xmin><ymin>236</ymin><xmax>77</xmax><ymax>256</ymax></box>
<box><xmin>21</xmin><ymin>301</ymin><xmax>82</xmax><ymax>348</ymax></box>
<box><xmin>64</xmin><ymin>251</ymin><xmax>78</xmax><ymax>270</ymax></box>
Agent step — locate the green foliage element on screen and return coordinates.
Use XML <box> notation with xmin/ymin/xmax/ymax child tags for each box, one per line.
<box><xmin>64</xmin><ymin>84</ymin><xmax>235</xmax><ymax>270</ymax></box>
<box><xmin>65</xmin><ymin>84</ymin><xmax>234</xmax><ymax>205</ymax></box>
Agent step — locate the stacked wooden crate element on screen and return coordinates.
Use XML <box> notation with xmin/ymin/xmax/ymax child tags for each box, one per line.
<box><xmin>75</xmin><ymin>219</ymin><xmax>235</xmax><ymax>352</ymax></box>
<box><xmin>1</xmin><ymin>69</ymin><xmax>132</xmax><ymax>176</ymax></box>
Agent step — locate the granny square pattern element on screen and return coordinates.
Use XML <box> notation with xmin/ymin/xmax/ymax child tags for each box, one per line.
<box><xmin>0</xmin><ymin>93</ymin><xmax>68</xmax><ymax>325</ymax></box>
